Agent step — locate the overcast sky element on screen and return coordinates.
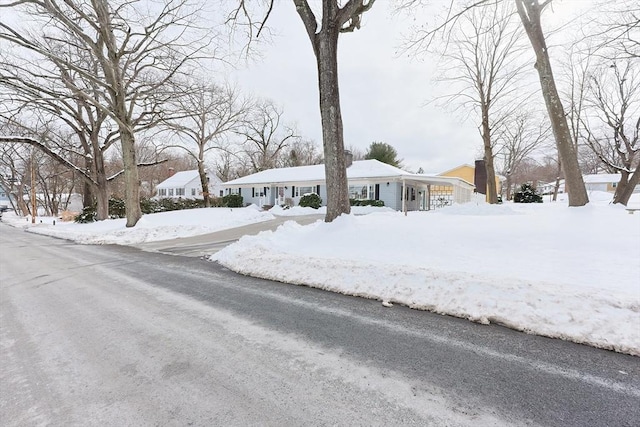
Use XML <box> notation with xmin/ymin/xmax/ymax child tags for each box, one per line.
<box><xmin>230</xmin><ymin>0</ymin><xmax>598</xmax><ymax>174</ymax></box>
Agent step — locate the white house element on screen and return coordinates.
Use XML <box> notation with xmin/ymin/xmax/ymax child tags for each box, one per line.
<box><xmin>539</xmin><ymin>174</ymin><xmax>639</xmax><ymax>195</ymax></box>
<box><xmin>154</xmin><ymin>170</ymin><xmax>224</xmax><ymax>200</ymax></box>
<box><xmin>221</xmin><ymin>159</ymin><xmax>475</xmax><ymax>211</ymax></box>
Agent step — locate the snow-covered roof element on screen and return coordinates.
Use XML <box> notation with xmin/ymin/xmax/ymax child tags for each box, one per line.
<box><xmin>223</xmin><ymin>160</ymin><xmax>474</xmax><ymax>188</ymax></box>
<box><xmin>156</xmin><ymin>170</ymin><xmax>210</xmax><ymax>188</ymax></box>
<box><xmin>582</xmin><ymin>174</ymin><xmax>622</xmax><ymax>184</ymax></box>
<box><xmin>541</xmin><ymin>174</ymin><xmax>623</xmax><ymax>188</ymax></box>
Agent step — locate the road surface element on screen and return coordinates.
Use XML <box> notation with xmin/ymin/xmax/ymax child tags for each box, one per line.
<box><xmin>1</xmin><ymin>224</ymin><xmax>639</xmax><ymax>426</ymax></box>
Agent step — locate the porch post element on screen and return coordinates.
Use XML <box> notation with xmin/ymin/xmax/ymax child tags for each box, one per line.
<box><xmin>402</xmin><ymin>179</ymin><xmax>407</xmax><ymax>216</ymax></box>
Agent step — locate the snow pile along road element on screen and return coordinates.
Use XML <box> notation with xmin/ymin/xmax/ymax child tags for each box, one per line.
<box><xmin>212</xmin><ymin>202</ymin><xmax>640</xmax><ymax>355</ymax></box>
<box><xmin>18</xmin><ymin>206</ymin><xmax>275</xmax><ymax>245</ymax></box>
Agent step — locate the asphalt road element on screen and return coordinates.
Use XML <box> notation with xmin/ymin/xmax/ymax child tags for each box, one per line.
<box><xmin>1</xmin><ymin>224</ymin><xmax>639</xmax><ymax>426</ymax></box>
<box><xmin>134</xmin><ymin>214</ymin><xmax>325</xmax><ymax>257</ymax></box>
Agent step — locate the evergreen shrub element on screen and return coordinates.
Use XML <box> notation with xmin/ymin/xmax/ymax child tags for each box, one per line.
<box><xmin>299</xmin><ymin>193</ymin><xmax>322</xmax><ymax>209</ymax></box>
<box><xmin>513</xmin><ymin>183</ymin><xmax>543</xmax><ymax>203</ymax></box>
<box><xmin>222</xmin><ymin>194</ymin><xmax>243</xmax><ymax>208</ymax></box>
<box><xmin>349</xmin><ymin>199</ymin><xmax>385</xmax><ymax>207</ymax></box>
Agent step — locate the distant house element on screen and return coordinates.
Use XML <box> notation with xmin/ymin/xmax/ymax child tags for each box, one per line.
<box><xmin>540</xmin><ymin>174</ymin><xmax>640</xmax><ymax>195</ymax></box>
<box><xmin>437</xmin><ymin>161</ymin><xmax>505</xmax><ymax>199</ymax></box>
<box><xmin>0</xmin><ymin>184</ymin><xmax>12</xmax><ymax>211</ymax></box>
<box><xmin>221</xmin><ymin>159</ymin><xmax>474</xmax><ymax>211</ymax></box>
<box><xmin>154</xmin><ymin>170</ymin><xmax>224</xmax><ymax>200</ymax></box>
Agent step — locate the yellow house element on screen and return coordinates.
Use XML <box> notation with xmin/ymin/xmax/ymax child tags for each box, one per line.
<box><xmin>437</xmin><ymin>163</ymin><xmax>503</xmax><ymax>200</ymax></box>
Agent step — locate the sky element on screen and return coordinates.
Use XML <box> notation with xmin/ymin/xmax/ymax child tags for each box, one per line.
<box><xmin>0</xmin><ymin>0</ymin><xmax>601</xmax><ymax>174</ymax></box>
<box><xmin>231</xmin><ymin>1</ymin><xmax>479</xmax><ymax>174</ymax></box>
<box><xmin>229</xmin><ymin>0</ymin><xmax>600</xmax><ymax>173</ymax></box>
<box><xmin>5</xmin><ymin>191</ymin><xmax>639</xmax><ymax>356</ymax></box>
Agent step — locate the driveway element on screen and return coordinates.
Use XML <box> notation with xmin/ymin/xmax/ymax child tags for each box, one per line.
<box><xmin>133</xmin><ymin>214</ymin><xmax>325</xmax><ymax>257</ymax></box>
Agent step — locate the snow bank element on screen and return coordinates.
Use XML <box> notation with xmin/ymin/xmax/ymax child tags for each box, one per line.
<box><xmin>5</xmin><ymin>207</ymin><xmax>274</xmax><ymax>245</ymax></box>
<box><xmin>213</xmin><ymin>203</ymin><xmax>640</xmax><ymax>355</ymax></box>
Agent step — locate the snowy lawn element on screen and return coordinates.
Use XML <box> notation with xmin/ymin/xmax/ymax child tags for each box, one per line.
<box><xmin>213</xmin><ymin>197</ymin><xmax>640</xmax><ymax>356</ymax></box>
<box><xmin>3</xmin><ymin>193</ymin><xmax>639</xmax><ymax>355</ymax></box>
<box><xmin>3</xmin><ymin>205</ymin><xmax>274</xmax><ymax>245</ymax></box>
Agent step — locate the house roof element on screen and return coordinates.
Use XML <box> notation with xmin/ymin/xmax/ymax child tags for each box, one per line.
<box><xmin>582</xmin><ymin>174</ymin><xmax>622</xmax><ymax>184</ymax></box>
<box><xmin>223</xmin><ymin>160</ymin><xmax>475</xmax><ymax>188</ymax></box>
<box><xmin>541</xmin><ymin>174</ymin><xmax>622</xmax><ymax>187</ymax></box>
<box><xmin>437</xmin><ymin>163</ymin><xmax>475</xmax><ymax>176</ymax></box>
<box><xmin>156</xmin><ymin>170</ymin><xmax>202</xmax><ymax>188</ymax></box>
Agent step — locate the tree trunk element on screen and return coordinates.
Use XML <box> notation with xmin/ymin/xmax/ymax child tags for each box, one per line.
<box><xmin>314</xmin><ymin>24</ymin><xmax>350</xmax><ymax>221</ymax></box>
<box><xmin>481</xmin><ymin>108</ymin><xmax>498</xmax><ymax>204</ymax></box>
<box><xmin>198</xmin><ymin>159</ymin><xmax>210</xmax><ymax>208</ymax></box>
<box><xmin>505</xmin><ymin>174</ymin><xmax>513</xmax><ymax>200</ymax></box>
<box><xmin>552</xmin><ymin>160</ymin><xmax>562</xmax><ymax>202</ymax></box>
<box><xmin>614</xmin><ymin>169</ymin><xmax>640</xmax><ymax>205</ymax></box>
<box><xmin>119</xmin><ymin>127</ymin><xmax>142</xmax><ymax>227</ymax></box>
<box><xmin>515</xmin><ymin>0</ymin><xmax>588</xmax><ymax>207</ymax></box>
<box><xmin>94</xmin><ymin>165</ymin><xmax>109</xmax><ymax>221</ymax></box>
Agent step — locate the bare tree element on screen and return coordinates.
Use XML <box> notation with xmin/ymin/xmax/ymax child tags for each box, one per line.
<box><xmin>236</xmin><ymin>99</ymin><xmax>298</xmax><ymax>173</ymax></box>
<box><xmin>514</xmin><ymin>0</ymin><xmax>588</xmax><ymax>206</ymax></box>
<box><xmin>495</xmin><ymin>112</ymin><xmax>549</xmax><ymax>199</ymax></box>
<box><xmin>162</xmin><ymin>81</ymin><xmax>249</xmax><ymax>206</ymax></box>
<box><xmin>229</xmin><ymin>0</ymin><xmax>375</xmax><ymax>221</ymax></box>
<box><xmin>582</xmin><ymin>58</ymin><xmax>639</xmax><ymax>205</ymax></box>
<box><xmin>400</xmin><ymin>0</ymin><xmax>589</xmax><ymax>206</ymax></box>
<box><xmin>436</xmin><ymin>1</ymin><xmax>524</xmax><ymax>203</ymax></box>
<box><xmin>1</xmin><ymin>0</ymin><xmax>212</xmax><ymax>226</ymax></box>
<box><xmin>0</xmin><ymin>140</ymin><xmax>30</xmax><ymax>215</ymax></box>
<box><xmin>281</xmin><ymin>139</ymin><xmax>324</xmax><ymax>167</ymax></box>
<box><xmin>0</xmin><ymin>52</ymin><xmax>120</xmax><ymax>219</ymax></box>
<box><xmin>594</xmin><ymin>0</ymin><xmax>639</xmax><ymax>59</ymax></box>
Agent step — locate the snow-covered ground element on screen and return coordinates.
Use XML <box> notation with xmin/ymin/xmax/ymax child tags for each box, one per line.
<box><xmin>3</xmin><ymin>194</ymin><xmax>639</xmax><ymax>355</ymax></box>
<box><xmin>3</xmin><ymin>205</ymin><xmax>274</xmax><ymax>245</ymax></box>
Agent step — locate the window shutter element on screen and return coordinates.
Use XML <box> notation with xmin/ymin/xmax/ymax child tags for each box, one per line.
<box><xmin>316</xmin><ymin>185</ymin><xmax>320</xmax><ymax>194</ymax></box>
<box><xmin>375</xmin><ymin>184</ymin><xmax>380</xmax><ymax>200</ymax></box>
<box><xmin>252</xmin><ymin>187</ymin><xmax>255</xmax><ymax>197</ymax></box>
<box><xmin>291</xmin><ymin>186</ymin><xmax>295</xmax><ymax>197</ymax></box>
<box><xmin>239</xmin><ymin>188</ymin><xmax>242</xmax><ymax>196</ymax></box>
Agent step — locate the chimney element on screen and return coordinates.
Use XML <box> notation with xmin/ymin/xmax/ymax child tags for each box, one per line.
<box><xmin>168</xmin><ymin>167</ymin><xmax>176</xmax><ymax>178</ymax></box>
<box><xmin>344</xmin><ymin>150</ymin><xmax>353</xmax><ymax>168</ymax></box>
<box><xmin>474</xmin><ymin>159</ymin><xmax>487</xmax><ymax>194</ymax></box>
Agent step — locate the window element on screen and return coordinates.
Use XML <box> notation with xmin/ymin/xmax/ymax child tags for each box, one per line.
<box><xmin>191</xmin><ymin>188</ymin><xmax>196</xmax><ymax>196</ymax></box>
<box><xmin>158</xmin><ymin>188</ymin><xmax>166</xmax><ymax>197</ymax></box>
<box><xmin>348</xmin><ymin>185</ymin><xmax>369</xmax><ymax>200</ymax></box>
<box><xmin>176</xmin><ymin>188</ymin><xmax>185</xmax><ymax>196</ymax></box>
<box><xmin>168</xmin><ymin>188</ymin><xmax>174</xmax><ymax>196</ymax></box>
<box><xmin>219</xmin><ymin>190</ymin><xmax>224</xmax><ymax>197</ymax></box>
<box><xmin>296</xmin><ymin>186</ymin><xmax>314</xmax><ymax>197</ymax></box>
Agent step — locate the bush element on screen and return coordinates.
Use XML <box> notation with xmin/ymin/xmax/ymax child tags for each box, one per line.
<box><xmin>75</xmin><ymin>205</ymin><xmax>97</xmax><ymax>223</ymax></box>
<box><xmin>222</xmin><ymin>194</ymin><xmax>243</xmax><ymax>208</ymax></box>
<box><xmin>75</xmin><ymin>196</ymin><xmax>126</xmax><ymax>222</ymax></box>
<box><xmin>108</xmin><ymin>197</ymin><xmax>126</xmax><ymax>218</ymax></box>
<box><xmin>349</xmin><ymin>199</ymin><xmax>385</xmax><ymax>207</ymax></box>
<box><xmin>513</xmin><ymin>183</ymin><xmax>543</xmax><ymax>203</ymax></box>
<box><xmin>299</xmin><ymin>193</ymin><xmax>322</xmax><ymax>209</ymax></box>
<box><xmin>76</xmin><ymin>197</ymin><xmax>209</xmax><ymax>223</ymax></box>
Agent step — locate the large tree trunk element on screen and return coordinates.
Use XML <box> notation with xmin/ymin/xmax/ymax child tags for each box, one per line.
<box><xmin>198</xmin><ymin>158</ymin><xmax>210</xmax><ymax>208</ymax></box>
<box><xmin>94</xmin><ymin>174</ymin><xmax>109</xmax><ymax>221</ymax></box>
<box><xmin>481</xmin><ymin>108</ymin><xmax>498</xmax><ymax>204</ymax></box>
<box><xmin>85</xmin><ymin>152</ymin><xmax>110</xmax><ymax>220</ymax></box>
<box><xmin>614</xmin><ymin>169</ymin><xmax>640</xmax><ymax>205</ymax></box>
<box><xmin>315</xmin><ymin>28</ymin><xmax>351</xmax><ymax>221</ymax></box>
<box><xmin>120</xmin><ymin>127</ymin><xmax>142</xmax><ymax>227</ymax></box>
<box><xmin>515</xmin><ymin>0</ymin><xmax>588</xmax><ymax>207</ymax></box>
